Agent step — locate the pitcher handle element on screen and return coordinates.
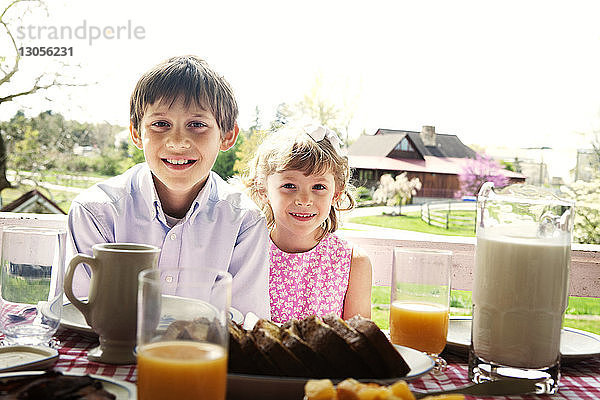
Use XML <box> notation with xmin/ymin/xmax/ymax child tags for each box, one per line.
<box><xmin>64</xmin><ymin>254</ymin><xmax>96</xmax><ymax>322</ymax></box>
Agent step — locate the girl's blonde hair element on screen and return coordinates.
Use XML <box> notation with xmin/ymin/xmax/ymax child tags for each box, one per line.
<box><xmin>243</xmin><ymin>125</ymin><xmax>355</xmax><ymax>241</ymax></box>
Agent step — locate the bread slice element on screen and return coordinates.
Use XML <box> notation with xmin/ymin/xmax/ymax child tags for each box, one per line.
<box><xmin>251</xmin><ymin>319</ymin><xmax>309</xmax><ymax>377</ymax></box>
<box><xmin>295</xmin><ymin>315</ymin><xmax>365</xmax><ymax>378</ymax></box>
<box><xmin>228</xmin><ymin>322</ymin><xmax>255</xmax><ymax>374</ymax></box>
<box><xmin>347</xmin><ymin>315</ymin><xmax>410</xmax><ymax>377</ymax></box>
<box><xmin>280</xmin><ymin>325</ymin><xmax>332</xmax><ymax>377</ymax></box>
<box><xmin>228</xmin><ymin>321</ymin><xmax>278</xmax><ymax>375</ymax></box>
<box><xmin>322</xmin><ymin>313</ymin><xmax>386</xmax><ymax>377</ymax></box>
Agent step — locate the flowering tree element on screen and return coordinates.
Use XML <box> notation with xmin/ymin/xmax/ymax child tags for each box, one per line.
<box><xmin>373</xmin><ymin>173</ymin><xmax>422</xmax><ymax>215</ymax></box>
<box><xmin>458</xmin><ymin>155</ymin><xmax>509</xmax><ymax>197</ymax></box>
<box><xmin>561</xmin><ymin>178</ymin><xmax>600</xmax><ymax>244</ymax></box>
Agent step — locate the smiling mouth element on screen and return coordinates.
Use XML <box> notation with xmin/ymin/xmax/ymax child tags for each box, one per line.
<box><xmin>290</xmin><ymin>212</ymin><xmax>317</xmax><ymax>220</ymax></box>
<box><xmin>162</xmin><ymin>158</ymin><xmax>197</xmax><ymax>166</ymax></box>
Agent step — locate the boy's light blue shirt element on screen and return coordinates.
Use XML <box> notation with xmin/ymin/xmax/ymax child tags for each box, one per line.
<box><xmin>67</xmin><ymin>163</ymin><xmax>270</xmax><ymax>319</ymax></box>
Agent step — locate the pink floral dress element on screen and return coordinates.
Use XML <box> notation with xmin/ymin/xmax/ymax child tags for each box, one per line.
<box><xmin>269</xmin><ymin>233</ymin><xmax>353</xmax><ymax>323</ymax></box>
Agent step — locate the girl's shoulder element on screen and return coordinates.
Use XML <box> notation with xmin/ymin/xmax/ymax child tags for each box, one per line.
<box><xmin>323</xmin><ymin>232</ymin><xmax>349</xmax><ymax>246</ymax></box>
<box><xmin>320</xmin><ymin>233</ymin><xmax>353</xmax><ymax>254</ymax></box>
<box><xmin>326</xmin><ymin>234</ymin><xmax>371</xmax><ymax>266</ymax></box>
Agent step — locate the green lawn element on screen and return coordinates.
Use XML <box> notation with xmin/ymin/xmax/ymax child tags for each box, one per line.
<box><xmin>350</xmin><ymin>211</ymin><xmax>476</xmax><ymax>237</ymax></box>
<box><xmin>371</xmin><ymin>286</ymin><xmax>600</xmax><ymax>335</ymax></box>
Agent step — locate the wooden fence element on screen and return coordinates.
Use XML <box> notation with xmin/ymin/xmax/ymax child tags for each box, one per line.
<box><xmin>421</xmin><ymin>200</ymin><xmax>476</xmax><ymax>231</ymax></box>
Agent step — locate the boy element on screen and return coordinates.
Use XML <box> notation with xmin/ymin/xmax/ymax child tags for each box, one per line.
<box><xmin>67</xmin><ymin>55</ymin><xmax>270</xmax><ymax>318</ymax></box>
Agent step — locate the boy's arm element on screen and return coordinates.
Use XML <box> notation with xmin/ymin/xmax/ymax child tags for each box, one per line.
<box><xmin>227</xmin><ymin>216</ymin><xmax>271</xmax><ymax>320</ymax></box>
<box><xmin>66</xmin><ymin>201</ymin><xmax>111</xmax><ymax>297</ymax></box>
<box><xmin>68</xmin><ymin>201</ymin><xmax>111</xmax><ymax>256</ymax></box>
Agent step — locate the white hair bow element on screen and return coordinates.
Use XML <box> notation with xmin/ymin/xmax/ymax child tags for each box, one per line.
<box><xmin>305</xmin><ymin>125</ymin><xmax>343</xmax><ymax>155</ymax></box>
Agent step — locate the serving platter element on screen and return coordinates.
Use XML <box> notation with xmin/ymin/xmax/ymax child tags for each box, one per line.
<box><xmin>226</xmin><ymin>344</ymin><xmax>434</xmax><ymax>400</ymax></box>
<box><xmin>59</xmin><ymin>297</ymin><xmax>243</xmax><ymax>336</ymax></box>
<box><xmin>0</xmin><ymin>371</ymin><xmax>136</xmax><ymax>400</ymax></box>
<box><xmin>446</xmin><ymin>316</ymin><xmax>600</xmax><ymax>362</ymax></box>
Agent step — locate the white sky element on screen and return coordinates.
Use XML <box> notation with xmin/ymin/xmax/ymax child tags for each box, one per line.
<box><xmin>1</xmin><ymin>0</ymin><xmax>600</xmax><ymax>180</ymax></box>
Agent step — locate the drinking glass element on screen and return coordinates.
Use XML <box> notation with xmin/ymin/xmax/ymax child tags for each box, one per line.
<box><xmin>389</xmin><ymin>247</ymin><xmax>452</xmax><ymax>371</ymax></box>
<box><xmin>0</xmin><ymin>226</ymin><xmax>66</xmax><ymax>346</ymax></box>
<box><xmin>137</xmin><ymin>268</ymin><xmax>232</xmax><ymax>400</ymax></box>
<box><xmin>470</xmin><ymin>182</ymin><xmax>573</xmax><ymax>394</ymax></box>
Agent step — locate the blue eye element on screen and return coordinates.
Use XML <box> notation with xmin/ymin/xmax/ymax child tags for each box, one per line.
<box><xmin>152</xmin><ymin>121</ymin><xmax>170</xmax><ymax>128</ymax></box>
<box><xmin>282</xmin><ymin>183</ymin><xmax>296</xmax><ymax>189</ymax></box>
<box><xmin>189</xmin><ymin>121</ymin><xmax>207</xmax><ymax>128</ymax></box>
<box><xmin>313</xmin><ymin>184</ymin><xmax>327</xmax><ymax>190</ymax></box>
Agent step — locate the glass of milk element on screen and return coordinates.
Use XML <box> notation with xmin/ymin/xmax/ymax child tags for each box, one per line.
<box><xmin>469</xmin><ymin>182</ymin><xmax>574</xmax><ymax>394</ymax></box>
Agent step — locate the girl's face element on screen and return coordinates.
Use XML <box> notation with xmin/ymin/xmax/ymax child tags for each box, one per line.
<box><xmin>265</xmin><ymin>169</ymin><xmax>339</xmax><ymax>251</ymax></box>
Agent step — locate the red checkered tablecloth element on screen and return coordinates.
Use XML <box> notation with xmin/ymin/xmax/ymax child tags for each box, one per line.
<box><xmin>408</xmin><ymin>352</ymin><xmax>600</xmax><ymax>400</ymax></box>
<box><xmin>53</xmin><ymin>328</ymin><xmax>137</xmax><ymax>383</ymax></box>
<box><xmin>49</xmin><ymin>329</ymin><xmax>600</xmax><ymax>399</ymax></box>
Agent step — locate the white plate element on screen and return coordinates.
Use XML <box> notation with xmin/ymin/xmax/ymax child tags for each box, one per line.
<box><xmin>446</xmin><ymin>316</ymin><xmax>600</xmax><ymax>361</ymax></box>
<box><xmin>226</xmin><ymin>344</ymin><xmax>434</xmax><ymax>400</ymax></box>
<box><xmin>0</xmin><ymin>371</ymin><xmax>136</xmax><ymax>399</ymax></box>
<box><xmin>60</xmin><ymin>297</ymin><xmax>244</xmax><ymax>336</ymax></box>
<box><xmin>0</xmin><ymin>346</ymin><xmax>59</xmax><ymax>372</ymax></box>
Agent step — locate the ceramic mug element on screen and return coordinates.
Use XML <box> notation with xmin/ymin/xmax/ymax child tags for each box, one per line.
<box><xmin>64</xmin><ymin>243</ymin><xmax>160</xmax><ymax>364</ymax></box>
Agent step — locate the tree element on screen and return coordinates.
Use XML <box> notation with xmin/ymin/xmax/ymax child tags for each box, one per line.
<box><xmin>561</xmin><ymin>133</ymin><xmax>600</xmax><ymax>244</ymax></box>
<box><xmin>213</xmin><ymin>133</ymin><xmax>245</xmax><ymax>180</ymax></box>
<box><xmin>561</xmin><ymin>178</ymin><xmax>600</xmax><ymax>245</ymax></box>
<box><xmin>232</xmin><ymin>128</ymin><xmax>267</xmax><ymax>176</ymax></box>
<box><xmin>278</xmin><ymin>75</ymin><xmax>356</xmax><ymax>145</ymax></box>
<box><xmin>231</xmin><ymin>106</ymin><xmax>267</xmax><ymax>176</ymax></box>
<box><xmin>458</xmin><ymin>154</ymin><xmax>509</xmax><ymax>197</ymax></box>
<box><xmin>592</xmin><ymin>130</ymin><xmax>600</xmax><ymax>169</ymax></box>
<box><xmin>0</xmin><ymin>0</ymin><xmax>82</xmax><ymax>193</ymax></box>
<box><xmin>372</xmin><ymin>173</ymin><xmax>422</xmax><ymax>215</ymax></box>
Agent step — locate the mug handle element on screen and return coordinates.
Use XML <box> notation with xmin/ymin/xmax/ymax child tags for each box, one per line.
<box><xmin>64</xmin><ymin>254</ymin><xmax>97</xmax><ymax>322</ymax></box>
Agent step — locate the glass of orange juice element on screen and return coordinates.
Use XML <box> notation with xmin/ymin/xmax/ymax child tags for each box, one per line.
<box><xmin>389</xmin><ymin>247</ymin><xmax>452</xmax><ymax>372</ymax></box>
<box><xmin>137</xmin><ymin>268</ymin><xmax>232</xmax><ymax>400</ymax></box>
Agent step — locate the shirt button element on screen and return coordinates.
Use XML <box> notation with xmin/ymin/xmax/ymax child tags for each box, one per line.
<box><xmin>165</xmin><ymin>275</ymin><xmax>173</xmax><ymax>283</ymax></box>
<box><xmin>170</xmin><ymin>233</ymin><xmax>176</xmax><ymax>240</ymax></box>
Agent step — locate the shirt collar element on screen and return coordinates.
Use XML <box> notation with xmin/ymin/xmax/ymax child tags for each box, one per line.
<box><xmin>137</xmin><ymin>164</ymin><xmax>213</xmax><ymax>224</ymax></box>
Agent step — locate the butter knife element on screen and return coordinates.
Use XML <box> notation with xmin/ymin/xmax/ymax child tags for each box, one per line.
<box><xmin>413</xmin><ymin>379</ymin><xmax>538</xmax><ymax>399</ymax></box>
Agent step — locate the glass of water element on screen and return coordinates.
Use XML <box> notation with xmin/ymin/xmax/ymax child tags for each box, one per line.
<box><xmin>0</xmin><ymin>226</ymin><xmax>66</xmax><ymax>346</ymax></box>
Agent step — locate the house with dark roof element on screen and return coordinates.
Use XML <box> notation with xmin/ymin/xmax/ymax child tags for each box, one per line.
<box><xmin>348</xmin><ymin>126</ymin><xmax>525</xmax><ymax>199</ymax></box>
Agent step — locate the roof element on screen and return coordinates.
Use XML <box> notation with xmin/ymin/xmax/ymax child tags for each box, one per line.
<box><xmin>349</xmin><ymin>155</ymin><xmax>525</xmax><ymax>179</ymax></box>
<box><xmin>348</xmin><ymin>129</ymin><xmax>477</xmax><ymax>159</ymax></box>
<box><xmin>0</xmin><ymin>189</ymin><xmax>67</xmax><ymax>214</ymax></box>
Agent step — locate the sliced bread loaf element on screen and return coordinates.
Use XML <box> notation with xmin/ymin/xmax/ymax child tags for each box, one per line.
<box><xmin>347</xmin><ymin>315</ymin><xmax>410</xmax><ymax>377</ymax></box>
<box><xmin>322</xmin><ymin>313</ymin><xmax>386</xmax><ymax>377</ymax></box>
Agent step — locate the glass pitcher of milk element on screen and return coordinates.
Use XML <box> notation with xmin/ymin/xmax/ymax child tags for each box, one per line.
<box><xmin>469</xmin><ymin>182</ymin><xmax>574</xmax><ymax>395</ymax></box>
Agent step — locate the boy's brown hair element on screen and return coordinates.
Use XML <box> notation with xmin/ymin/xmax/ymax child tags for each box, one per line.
<box><xmin>130</xmin><ymin>55</ymin><xmax>238</xmax><ymax>136</ymax></box>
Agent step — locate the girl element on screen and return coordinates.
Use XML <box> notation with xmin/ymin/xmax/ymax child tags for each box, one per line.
<box><xmin>244</xmin><ymin>125</ymin><xmax>372</xmax><ymax>323</ymax></box>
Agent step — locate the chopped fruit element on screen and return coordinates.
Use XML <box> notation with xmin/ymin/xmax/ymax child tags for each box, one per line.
<box><xmin>305</xmin><ymin>379</ymin><xmax>337</xmax><ymax>400</ymax></box>
<box><xmin>390</xmin><ymin>381</ymin><xmax>415</xmax><ymax>400</ymax></box>
<box><xmin>305</xmin><ymin>379</ymin><xmax>463</xmax><ymax>400</ymax></box>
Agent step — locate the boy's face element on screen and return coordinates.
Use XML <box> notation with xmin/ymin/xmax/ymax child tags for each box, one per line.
<box><xmin>130</xmin><ymin>97</ymin><xmax>238</xmax><ymax>206</ymax></box>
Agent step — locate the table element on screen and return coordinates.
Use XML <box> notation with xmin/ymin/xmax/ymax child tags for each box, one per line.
<box><xmin>52</xmin><ymin>329</ymin><xmax>600</xmax><ymax>399</ymax></box>
<box><xmin>54</xmin><ymin>329</ymin><xmax>137</xmax><ymax>382</ymax></box>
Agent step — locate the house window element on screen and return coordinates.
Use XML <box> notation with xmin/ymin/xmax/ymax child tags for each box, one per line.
<box><xmin>358</xmin><ymin>169</ymin><xmax>374</xmax><ymax>182</ymax></box>
<box><xmin>394</xmin><ymin>138</ymin><xmax>413</xmax><ymax>152</ymax></box>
